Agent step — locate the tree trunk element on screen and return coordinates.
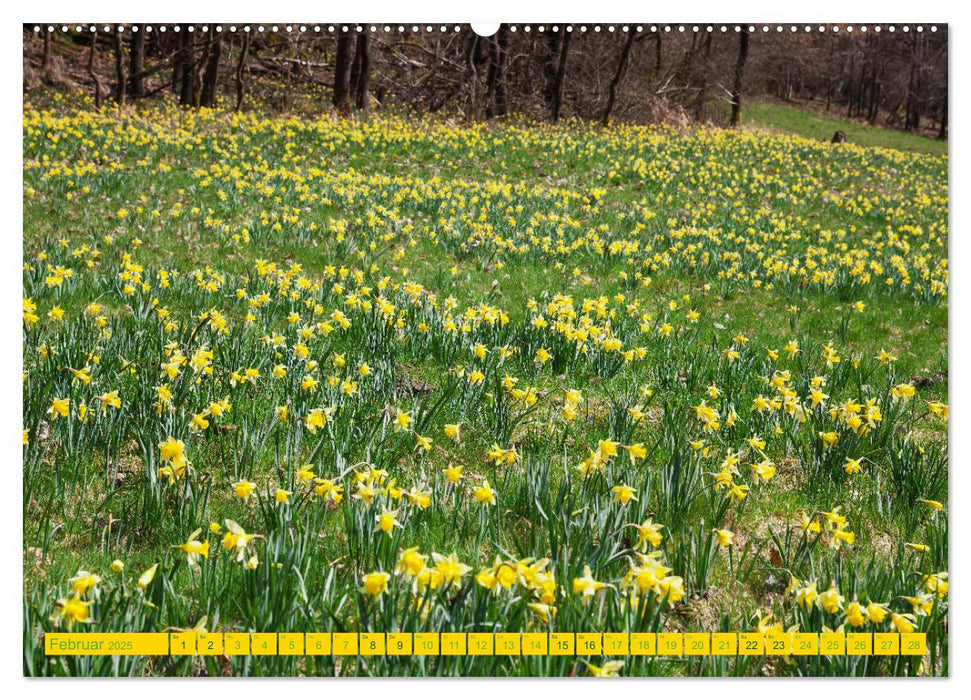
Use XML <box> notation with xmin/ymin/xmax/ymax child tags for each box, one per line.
<box><xmin>938</xmin><ymin>84</ymin><xmax>948</xmax><ymax>140</ymax></box>
<box><xmin>602</xmin><ymin>30</ymin><xmax>635</xmax><ymax>126</ymax></box>
<box><xmin>129</xmin><ymin>26</ymin><xmax>145</xmax><ymax>98</ymax></box>
<box><xmin>485</xmin><ymin>27</ymin><xmax>508</xmax><ymax>118</ymax></box>
<box><xmin>824</xmin><ymin>39</ymin><xmax>834</xmax><ymax>112</ymax></box>
<box><xmin>542</xmin><ymin>33</ymin><xmax>560</xmax><ymax>108</ymax></box>
<box><xmin>464</xmin><ymin>34</ymin><xmax>481</xmax><ymax>120</ymax></box>
<box><xmin>846</xmin><ymin>54</ymin><xmax>855</xmax><ymax>118</ymax></box>
<box><xmin>694</xmin><ymin>33</ymin><xmax>714</xmax><ymax>120</ymax></box>
<box><xmin>235</xmin><ymin>31</ymin><xmax>250</xmax><ymax>111</ymax></box>
<box><xmin>86</xmin><ymin>34</ymin><xmax>104</xmax><ymax>109</ymax></box>
<box><xmin>494</xmin><ymin>27</ymin><xmax>508</xmax><ymax>116</ymax></box>
<box><xmin>42</xmin><ymin>29</ymin><xmax>51</xmax><ymax>71</ymax></box>
<box><xmin>906</xmin><ymin>33</ymin><xmax>924</xmax><ymax>132</ymax></box>
<box><xmin>350</xmin><ymin>36</ymin><xmax>362</xmax><ymax>102</ymax></box>
<box><xmin>172</xmin><ymin>32</ymin><xmax>184</xmax><ymax>96</ymax></box>
<box><xmin>550</xmin><ymin>31</ymin><xmax>571</xmax><ymax>123</ymax></box>
<box><xmin>177</xmin><ymin>27</ymin><xmax>195</xmax><ymax>106</ymax></box>
<box><xmin>200</xmin><ymin>30</ymin><xmax>222</xmax><ymax>107</ymax></box>
<box><xmin>654</xmin><ymin>34</ymin><xmax>662</xmax><ymax>71</ymax></box>
<box><xmin>353</xmin><ymin>33</ymin><xmax>370</xmax><ymax>112</ymax></box>
<box><xmin>113</xmin><ymin>29</ymin><xmax>126</xmax><ymax>106</ymax></box>
<box><xmin>729</xmin><ymin>27</ymin><xmax>750</xmax><ymax>127</ymax></box>
<box><xmin>868</xmin><ymin>81</ymin><xmax>881</xmax><ymax>124</ymax></box>
<box><xmin>333</xmin><ymin>31</ymin><xmax>353</xmax><ymax>115</ymax></box>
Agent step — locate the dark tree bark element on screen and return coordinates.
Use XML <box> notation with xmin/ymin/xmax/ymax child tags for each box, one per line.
<box><xmin>350</xmin><ymin>36</ymin><xmax>362</xmax><ymax>100</ymax></box>
<box><xmin>176</xmin><ymin>27</ymin><xmax>195</xmax><ymax>106</ymax></box>
<box><xmin>129</xmin><ymin>26</ymin><xmax>145</xmax><ymax>98</ymax></box>
<box><xmin>602</xmin><ymin>30</ymin><xmax>635</xmax><ymax>126</ymax></box>
<box><xmin>867</xmin><ymin>81</ymin><xmax>881</xmax><ymax>124</ymax></box>
<box><xmin>542</xmin><ymin>32</ymin><xmax>560</xmax><ymax>108</ymax></box>
<box><xmin>200</xmin><ymin>29</ymin><xmax>222</xmax><ymax>108</ymax></box>
<box><xmin>729</xmin><ymin>27</ymin><xmax>750</xmax><ymax>127</ymax></box>
<box><xmin>191</xmin><ymin>37</ymin><xmax>212</xmax><ymax>107</ymax></box>
<box><xmin>464</xmin><ymin>34</ymin><xmax>482</xmax><ymax>120</ymax></box>
<box><xmin>654</xmin><ymin>33</ymin><xmax>662</xmax><ymax>71</ymax></box>
<box><xmin>172</xmin><ymin>32</ymin><xmax>184</xmax><ymax>96</ymax></box>
<box><xmin>86</xmin><ymin>34</ymin><xmax>104</xmax><ymax>109</ymax></box>
<box><xmin>825</xmin><ymin>40</ymin><xmax>834</xmax><ymax>111</ymax></box>
<box><xmin>353</xmin><ymin>33</ymin><xmax>370</xmax><ymax>111</ymax></box>
<box><xmin>550</xmin><ymin>31</ymin><xmax>571</xmax><ymax>123</ymax></box>
<box><xmin>333</xmin><ymin>31</ymin><xmax>354</xmax><ymax>115</ymax></box>
<box><xmin>938</xmin><ymin>85</ymin><xmax>948</xmax><ymax>140</ymax></box>
<box><xmin>235</xmin><ymin>31</ymin><xmax>250</xmax><ymax>112</ymax></box>
<box><xmin>42</xmin><ymin>29</ymin><xmax>51</xmax><ymax>71</ymax></box>
<box><xmin>113</xmin><ymin>29</ymin><xmax>126</xmax><ymax>105</ymax></box>
<box><xmin>485</xmin><ymin>27</ymin><xmax>508</xmax><ymax>118</ymax></box>
<box><xmin>694</xmin><ymin>33</ymin><xmax>713</xmax><ymax>120</ymax></box>
<box><xmin>906</xmin><ymin>33</ymin><xmax>923</xmax><ymax>132</ymax></box>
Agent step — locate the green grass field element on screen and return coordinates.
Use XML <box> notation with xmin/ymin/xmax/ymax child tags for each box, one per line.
<box><xmin>731</xmin><ymin>100</ymin><xmax>948</xmax><ymax>155</ymax></box>
<box><xmin>23</xmin><ymin>93</ymin><xmax>948</xmax><ymax>677</ymax></box>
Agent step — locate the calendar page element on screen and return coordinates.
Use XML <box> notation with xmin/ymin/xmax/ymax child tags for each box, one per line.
<box><xmin>19</xmin><ymin>4</ymin><xmax>950</xmax><ymax>685</ymax></box>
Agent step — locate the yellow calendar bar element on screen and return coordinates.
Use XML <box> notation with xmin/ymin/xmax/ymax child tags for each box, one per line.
<box><xmin>387</xmin><ymin>632</ymin><xmax>412</xmax><ymax>655</ymax></box>
<box><xmin>523</xmin><ymin>632</ymin><xmax>549</xmax><ymax>655</ymax></box>
<box><xmin>550</xmin><ymin>632</ymin><xmax>574</xmax><ymax>655</ymax></box>
<box><xmin>496</xmin><ymin>633</ymin><xmax>521</xmax><ymax>655</ymax></box>
<box><xmin>170</xmin><ymin>631</ymin><xmax>195</xmax><ymax>655</ymax></box>
<box><xmin>468</xmin><ymin>632</ymin><xmax>494</xmax><ymax>655</ymax></box>
<box><xmin>279</xmin><ymin>633</ymin><xmax>304</xmax><ymax>655</ymax></box>
<box><xmin>820</xmin><ymin>632</ymin><xmax>845</xmax><ymax>655</ymax></box>
<box><xmin>766</xmin><ymin>631</ymin><xmax>792</xmax><ymax>656</ymax></box>
<box><xmin>603</xmin><ymin>633</ymin><xmax>629</xmax><ymax>656</ymax></box>
<box><xmin>901</xmin><ymin>633</ymin><xmax>927</xmax><ymax>656</ymax></box>
<box><xmin>415</xmin><ymin>632</ymin><xmax>440</xmax><ymax>655</ymax></box>
<box><xmin>224</xmin><ymin>632</ymin><xmax>249</xmax><ymax>655</ymax></box>
<box><xmin>630</xmin><ymin>632</ymin><xmax>656</xmax><ymax>655</ymax></box>
<box><xmin>359</xmin><ymin>632</ymin><xmax>385</xmax><ymax>655</ymax></box>
<box><xmin>45</xmin><ymin>632</ymin><xmax>169</xmax><ymax>656</ymax></box>
<box><xmin>793</xmin><ymin>633</ymin><xmax>818</xmax><ymax>655</ymax></box>
<box><xmin>712</xmin><ymin>633</ymin><xmax>737</xmax><ymax>655</ymax></box>
<box><xmin>685</xmin><ymin>633</ymin><xmax>710</xmax><ymax>656</ymax></box>
<box><xmin>197</xmin><ymin>632</ymin><xmax>223</xmax><ymax>656</ymax></box>
<box><xmin>44</xmin><ymin>631</ymin><xmax>927</xmax><ymax>657</ymax></box>
<box><xmin>658</xmin><ymin>632</ymin><xmax>683</xmax><ymax>656</ymax></box>
<box><xmin>441</xmin><ymin>633</ymin><xmax>466</xmax><ymax>655</ymax></box>
<box><xmin>306</xmin><ymin>633</ymin><xmax>331</xmax><ymax>655</ymax></box>
<box><xmin>576</xmin><ymin>632</ymin><xmax>602</xmax><ymax>655</ymax></box>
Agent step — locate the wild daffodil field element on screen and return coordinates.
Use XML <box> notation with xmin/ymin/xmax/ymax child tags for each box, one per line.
<box><xmin>22</xmin><ymin>94</ymin><xmax>948</xmax><ymax>677</ymax></box>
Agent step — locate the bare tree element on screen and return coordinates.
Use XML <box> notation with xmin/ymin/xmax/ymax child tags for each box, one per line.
<box><xmin>937</xmin><ymin>81</ymin><xmax>947</xmax><ymax>141</ymax></box>
<box><xmin>235</xmin><ymin>31</ymin><xmax>251</xmax><ymax>111</ymax></box>
<box><xmin>129</xmin><ymin>26</ymin><xmax>145</xmax><ymax>98</ymax></box>
<box><xmin>550</xmin><ymin>31</ymin><xmax>571</xmax><ymax>123</ymax></box>
<box><xmin>333</xmin><ymin>30</ymin><xmax>354</xmax><ymax>115</ymax></box>
<box><xmin>200</xmin><ymin>28</ymin><xmax>222</xmax><ymax>107</ymax></box>
<box><xmin>906</xmin><ymin>32</ymin><xmax>923</xmax><ymax>132</ymax></box>
<box><xmin>693</xmin><ymin>32</ymin><xmax>714</xmax><ymax>120</ymax></box>
<box><xmin>86</xmin><ymin>33</ymin><xmax>104</xmax><ymax>108</ymax></box>
<box><xmin>46</xmin><ymin>24</ymin><xmax>944</xmax><ymax>138</ymax></box>
<box><xmin>112</xmin><ymin>28</ymin><xmax>126</xmax><ymax>105</ymax></box>
<box><xmin>730</xmin><ymin>27</ymin><xmax>750</xmax><ymax>127</ymax></box>
<box><xmin>602</xmin><ymin>30</ymin><xmax>636</xmax><ymax>126</ymax></box>
<box><xmin>175</xmin><ymin>26</ymin><xmax>195</xmax><ymax>106</ymax></box>
<box><xmin>352</xmin><ymin>33</ymin><xmax>371</xmax><ymax>112</ymax></box>
<box><xmin>485</xmin><ymin>27</ymin><xmax>508</xmax><ymax>118</ymax></box>
<box><xmin>463</xmin><ymin>33</ymin><xmax>482</xmax><ymax>120</ymax></box>
<box><xmin>42</xmin><ymin>28</ymin><xmax>51</xmax><ymax>71</ymax></box>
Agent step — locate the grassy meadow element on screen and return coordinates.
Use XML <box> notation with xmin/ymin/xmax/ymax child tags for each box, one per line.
<box><xmin>736</xmin><ymin>100</ymin><xmax>949</xmax><ymax>155</ymax></box>
<box><xmin>22</xmin><ymin>92</ymin><xmax>948</xmax><ymax>677</ymax></box>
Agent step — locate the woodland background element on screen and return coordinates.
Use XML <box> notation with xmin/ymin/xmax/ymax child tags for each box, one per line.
<box><xmin>23</xmin><ymin>24</ymin><xmax>948</xmax><ymax>139</ymax></box>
